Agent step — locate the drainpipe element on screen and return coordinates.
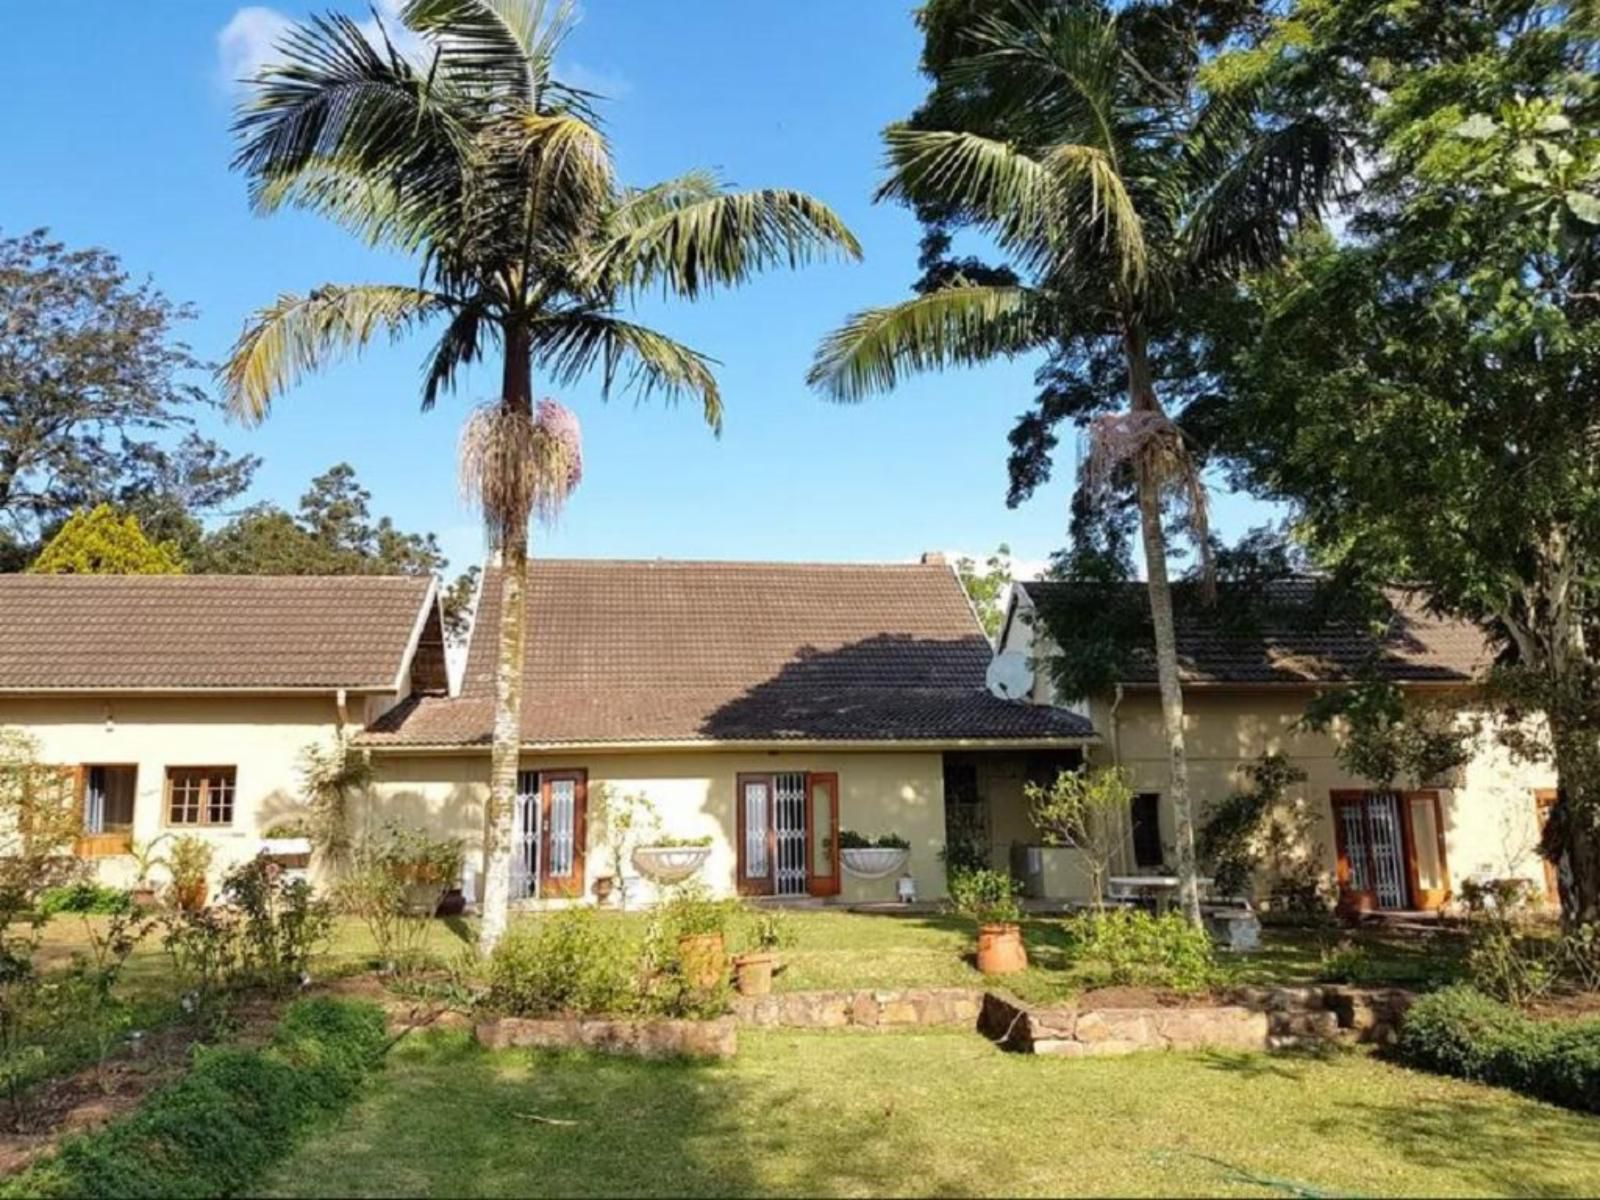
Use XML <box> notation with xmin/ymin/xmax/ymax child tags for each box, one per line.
<box><xmin>335</xmin><ymin>688</ymin><xmax>351</xmax><ymax>733</ymax></box>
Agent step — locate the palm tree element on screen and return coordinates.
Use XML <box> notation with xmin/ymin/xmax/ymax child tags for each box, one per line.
<box><xmin>222</xmin><ymin>0</ymin><xmax>861</xmax><ymax>952</ymax></box>
<box><xmin>808</xmin><ymin>1</ymin><xmax>1344</xmax><ymax>924</ymax></box>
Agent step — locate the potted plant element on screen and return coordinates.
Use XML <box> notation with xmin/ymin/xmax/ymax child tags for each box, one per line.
<box><xmin>633</xmin><ymin>833</ymin><xmax>714</xmax><ymax>885</ymax></box>
<box><xmin>949</xmin><ymin>867</ymin><xmax>1027</xmax><ymax>974</ymax></box>
<box><xmin>591</xmin><ymin>785</ymin><xmax>657</xmax><ymax>909</ymax></box>
<box><xmin>260</xmin><ymin>819</ymin><xmax>313</xmax><ymax>868</ymax></box>
<box><xmin>660</xmin><ymin>882</ymin><xmax>733</xmax><ymax>991</ymax></box>
<box><xmin>732</xmin><ymin>907</ymin><xmax>795</xmax><ymax>997</ymax></box>
<box><xmin>127</xmin><ymin>835</ymin><xmax>170</xmax><ymax>909</ymax></box>
<box><xmin>167</xmin><ymin>835</ymin><xmax>214</xmax><ymax>912</ymax></box>
<box><xmin>838</xmin><ymin>830</ymin><xmax>911</xmax><ymax>879</ymax></box>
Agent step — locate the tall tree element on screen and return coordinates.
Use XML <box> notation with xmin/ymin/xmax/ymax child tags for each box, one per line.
<box><xmin>0</xmin><ymin>230</ymin><xmax>257</xmax><ymax>568</ymax></box>
<box><xmin>223</xmin><ymin>0</ymin><xmax>860</xmax><ymax>950</ymax></box>
<box><xmin>1205</xmin><ymin>0</ymin><xmax>1600</xmax><ymax>921</ymax></box>
<box><xmin>808</xmin><ymin>0</ymin><xmax>1344</xmax><ymax>923</ymax></box>
<box><xmin>956</xmin><ymin>543</ymin><xmax>1014</xmax><ymax>641</ymax></box>
<box><xmin>29</xmin><ymin>504</ymin><xmax>185</xmax><ymax>575</ymax></box>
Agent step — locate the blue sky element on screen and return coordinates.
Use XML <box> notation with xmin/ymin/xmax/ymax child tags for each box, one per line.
<box><xmin>2</xmin><ymin>1</ymin><xmax>1272</xmax><ymax>579</ymax></box>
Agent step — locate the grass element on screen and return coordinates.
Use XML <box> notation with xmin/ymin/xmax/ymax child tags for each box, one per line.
<box><xmin>259</xmin><ymin>1027</ymin><xmax>1600</xmax><ymax>1198</ymax></box>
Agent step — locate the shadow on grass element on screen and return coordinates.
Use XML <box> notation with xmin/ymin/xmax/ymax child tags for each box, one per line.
<box><xmin>267</xmin><ymin>1031</ymin><xmax>981</xmax><ymax>1198</ymax></box>
<box><xmin>1315</xmin><ymin>1084</ymin><xmax>1600</xmax><ymax>1199</ymax></box>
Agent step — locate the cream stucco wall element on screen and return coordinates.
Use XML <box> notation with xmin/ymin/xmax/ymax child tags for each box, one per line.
<box><xmin>0</xmin><ymin>694</ymin><xmax>354</xmax><ymax>889</ymax></box>
<box><xmin>367</xmin><ymin>747</ymin><xmax>950</xmax><ymax>904</ymax></box>
<box><xmin>1077</xmin><ymin>688</ymin><xmax>1556</xmax><ymax>906</ymax></box>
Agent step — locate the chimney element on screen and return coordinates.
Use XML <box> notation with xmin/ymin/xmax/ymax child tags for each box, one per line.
<box><xmin>920</xmin><ymin>551</ymin><xmax>947</xmax><ymax>566</ymax></box>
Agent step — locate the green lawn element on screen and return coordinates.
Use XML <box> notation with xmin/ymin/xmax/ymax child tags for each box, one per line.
<box><xmin>262</xmin><ymin>1028</ymin><xmax>1600</xmax><ymax>1198</ymax></box>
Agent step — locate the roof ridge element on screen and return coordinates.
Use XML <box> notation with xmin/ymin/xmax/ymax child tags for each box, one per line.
<box><xmin>487</xmin><ymin>558</ymin><xmax>952</xmax><ymax>571</ymax></box>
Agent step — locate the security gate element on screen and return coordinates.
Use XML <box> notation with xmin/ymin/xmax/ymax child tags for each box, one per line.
<box><xmin>773</xmin><ymin>772</ymin><xmax>808</xmax><ymax>896</ymax></box>
<box><xmin>511</xmin><ymin>771</ymin><xmax>541</xmax><ymax>901</ymax></box>
<box><xmin>509</xmin><ymin>769</ymin><xmax>588</xmax><ymax>901</ymax></box>
<box><xmin>1334</xmin><ymin>789</ymin><xmax>1449</xmax><ymax>911</ymax></box>
<box><xmin>736</xmin><ymin>771</ymin><xmax>840</xmax><ymax>897</ymax></box>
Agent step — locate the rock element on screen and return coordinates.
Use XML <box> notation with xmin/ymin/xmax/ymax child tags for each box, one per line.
<box><xmin>1075</xmin><ymin>1009</ymin><xmax>1158</xmax><ymax>1048</ymax></box>
<box><xmin>1158</xmin><ymin>1007</ymin><xmax>1268</xmax><ymax>1051</ymax></box>
<box><xmin>474</xmin><ymin>1015</ymin><xmax>736</xmax><ymax>1059</ymax></box>
<box><xmin>1031</xmin><ymin>1038</ymin><xmax>1089</xmax><ymax>1057</ymax></box>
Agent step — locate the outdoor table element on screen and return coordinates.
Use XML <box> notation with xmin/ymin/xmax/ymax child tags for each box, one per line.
<box><xmin>1106</xmin><ymin>875</ymin><xmax>1215</xmax><ymax>914</ymax></box>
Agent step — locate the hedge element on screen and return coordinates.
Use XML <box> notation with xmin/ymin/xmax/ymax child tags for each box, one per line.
<box><xmin>1397</xmin><ymin>985</ymin><xmax>1600</xmax><ymax>1113</ymax></box>
<box><xmin>4</xmin><ymin>998</ymin><xmax>387</xmax><ymax>1199</ymax></box>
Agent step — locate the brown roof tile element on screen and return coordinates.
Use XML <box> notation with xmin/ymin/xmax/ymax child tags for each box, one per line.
<box><xmin>1017</xmin><ymin>579</ymin><xmax>1492</xmax><ymax>686</ymax></box>
<box><xmin>363</xmin><ymin>560</ymin><xmax>1093</xmax><ymax>746</ymax></box>
<box><xmin>0</xmin><ymin>574</ymin><xmax>437</xmax><ymax>691</ymax></box>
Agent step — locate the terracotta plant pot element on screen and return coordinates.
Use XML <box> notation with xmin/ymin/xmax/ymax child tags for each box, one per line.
<box><xmin>976</xmin><ymin>923</ymin><xmax>1028</xmax><ymax>975</ymax></box>
<box><xmin>174</xmin><ymin>880</ymin><xmax>208</xmax><ymax>913</ymax></box>
<box><xmin>677</xmin><ymin>932</ymin><xmax>728</xmax><ymax>991</ymax></box>
<box><xmin>593</xmin><ymin>876</ymin><xmax>616</xmax><ymax>904</ymax></box>
<box><xmin>1337</xmin><ymin>890</ymin><xmax>1379</xmax><ymax>921</ymax></box>
<box><xmin>131</xmin><ymin>886</ymin><xmax>160</xmax><ymax>911</ymax></box>
<box><xmin>733</xmin><ymin>952</ymin><xmax>776</xmax><ymax>997</ymax></box>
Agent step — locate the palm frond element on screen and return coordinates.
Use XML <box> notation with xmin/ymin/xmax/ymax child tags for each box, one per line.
<box><xmin>807</xmin><ymin>285</ymin><xmax>1042</xmax><ymax>403</ymax></box>
<box><xmin>588</xmin><ymin>187</ymin><xmax>862</xmax><ymax>300</ymax></box>
<box><xmin>532</xmin><ymin>310</ymin><xmax>723</xmax><ymax>431</ymax></box>
<box><xmin>605</xmin><ymin>170</ymin><xmax>725</xmax><ymax>235</ymax></box>
<box><xmin>233</xmin><ymin>13</ymin><xmax>468</xmax><ymax>251</ymax></box>
<box><xmin>878</xmin><ymin>128</ymin><xmax>1057</xmax><ymax>259</ymax></box>
<box><xmin>221</xmin><ymin>284</ymin><xmax>450</xmax><ymax>422</ymax></box>
<box><xmin>421</xmin><ymin>302</ymin><xmax>490</xmax><ymax>410</ymax></box>
<box><xmin>1042</xmin><ymin>142</ymin><xmax>1147</xmax><ymax>286</ymax></box>
<box><xmin>402</xmin><ymin>0</ymin><xmax>574</xmax><ymax>107</ymax></box>
<box><xmin>1181</xmin><ymin>116</ymin><xmax>1350</xmax><ymax>279</ymax></box>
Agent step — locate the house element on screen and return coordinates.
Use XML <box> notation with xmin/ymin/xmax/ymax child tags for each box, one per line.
<box><xmin>357</xmin><ymin>557</ymin><xmax>1094</xmax><ymax>903</ymax></box>
<box><xmin>0</xmin><ymin>574</ymin><xmax>447</xmax><ymax>886</ymax></box>
<box><xmin>0</xmin><ymin>564</ymin><xmax>1556</xmax><ymax>912</ymax></box>
<box><xmin>997</xmin><ymin>579</ymin><xmax>1558</xmax><ymax>913</ymax></box>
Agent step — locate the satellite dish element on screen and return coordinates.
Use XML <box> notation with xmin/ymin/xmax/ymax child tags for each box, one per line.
<box><xmin>986</xmin><ymin>651</ymin><xmax>1034</xmax><ymax>701</ymax></box>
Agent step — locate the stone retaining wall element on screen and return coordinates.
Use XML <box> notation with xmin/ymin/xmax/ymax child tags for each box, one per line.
<box><xmin>979</xmin><ymin>985</ymin><xmax>1414</xmax><ymax>1058</ymax></box>
<box><xmin>731</xmin><ymin>988</ymin><xmax>982</xmax><ymax>1029</ymax></box>
<box><xmin>475</xmin><ymin>1015</ymin><xmax>737</xmax><ymax>1059</ymax></box>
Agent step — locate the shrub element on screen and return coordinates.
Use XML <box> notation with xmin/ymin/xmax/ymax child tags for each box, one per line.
<box><xmin>947</xmin><ymin>868</ymin><xmax>1022</xmax><ymax>926</ymax></box>
<box><xmin>2</xmin><ymin>997</ymin><xmax>386</xmax><ymax>1199</ymax></box>
<box><xmin>485</xmin><ymin>910</ymin><xmax>636</xmax><ymax>1018</ymax></box>
<box><xmin>1398</xmin><ymin>985</ymin><xmax>1600</xmax><ymax>1114</ymax></box>
<box><xmin>222</xmin><ymin>857</ymin><xmax>332</xmax><ymax>991</ymax></box>
<box><xmin>1560</xmin><ymin>922</ymin><xmax>1600</xmax><ymax>994</ymax></box>
<box><xmin>333</xmin><ymin>824</ymin><xmax>464</xmax><ymax>973</ymax></box>
<box><xmin>1065</xmin><ymin>909</ymin><xmax>1218</xmax><ymax>992</ymax></box>
<box><xmin>837</xmin><ymin>830</ymin><xmax>910</xmax><ymax>850</ymax></box>
<box><xmin>37</xmin><ymin>883</ymin><xmax>132</xmax><ymax>917</ymax></box>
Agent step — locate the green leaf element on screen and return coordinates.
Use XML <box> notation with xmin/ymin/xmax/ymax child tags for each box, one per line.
<box><xmin>1565</xmin><ymin>190</ymin><xmax>1600</xmax><ymax>225</ymax></box>
<box><xmin>1534</xmin><ymin>113</ymin><xmax>1572</xmax><ymax>133</ymax></box>
<box><xmin>1454</xmin><ymin>113</ymin><xmax>1499</xmax><ymax>140</ymax></box>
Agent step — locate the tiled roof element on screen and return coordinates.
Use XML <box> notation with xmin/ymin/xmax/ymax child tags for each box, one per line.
<box><xmin>1016</xmin><ymin>579</ymin><xmax>1492</xmax><ymax>685</ymax></box>
<box><xmin>362</xmin><ymin>559</ymin><xmax>1094</xmax><ymax>746</ymax></box>
<box><xmin>0</xmin><ymin>574</ymin><xmax>438</xmax><ymax>691</ymax></box>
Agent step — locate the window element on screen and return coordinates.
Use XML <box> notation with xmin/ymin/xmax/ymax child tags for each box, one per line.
<box><xmin>1130</xmin><ymin>793</ymin><xmax>1163</xmax><ymax>868</ymax></box>
<box><xmin>167</xmin><ymin>767</ymin><xmax>235</xmax><ymax>826</ymax></box>
<box><xmin>83</xmin><ymin>765</ymin><xmax>137</xmax><ymax>833</ymax></box>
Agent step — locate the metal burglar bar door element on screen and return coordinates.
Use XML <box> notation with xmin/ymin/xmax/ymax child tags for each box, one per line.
<box><xmin>1367</xmin><ymin>792</ymin><xmax>1408</xmax><ymax>910</ymax></box>
<box><xmin>774</xmin><ymin>772</ymin><xmax>808</xmax><ymax>896</ymax></box>
<box><xmin>511</xmin><ymin>771</ymin><xmax>540</xmax><ymax>901</ymax></box>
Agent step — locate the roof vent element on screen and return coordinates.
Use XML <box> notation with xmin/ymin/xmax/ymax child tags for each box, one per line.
<box><xmin>920</xmin><ymin>551</ymin><xmax>947</xmax><ymax>566</ymax></box>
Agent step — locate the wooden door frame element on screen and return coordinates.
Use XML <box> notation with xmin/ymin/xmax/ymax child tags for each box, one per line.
<box><xmin>806</xmin><ymin>772</ymin><xmax>840</xmax><ymax>897</ymax></box>
<box><xmin>1535</xmin><ymin>789</ymin><xmax>1561</xmax><ymax>907</ymax></box>
<box><xmin>736</xmin><ymin>773</ymin><xmax>776</xmax><ymax>897</ymax></box>
<box><xmin>538</xmin><ymin>769</ymin><xmax>587</xmax><ymax>898</ymax></box>
<box><xmin>1398</xmin><ymin>789</ymin><xmax>1451</xmax><ymax>911</ymax></box>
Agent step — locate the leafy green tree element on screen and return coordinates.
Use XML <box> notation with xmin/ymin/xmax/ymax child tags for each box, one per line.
<box><xmin>955</xmin><ymin>543</ymin><xmax>1013</xmax><ymax>640</ymax></box>
<box><xmin>222</xmin><ymin>0</ymin><xmax>860</xmax><ymax>951</ymax></box>
<box><xmin>0</xmin><ymin>230</ymin><xmax>257</xmax><ymax>568</ymax></box>
<box><xmin>1026</xmin><ymin>765</ymin><xmax>1133</xmax><ymax>911</ymax></box>
<box><xmin>1208</xmin><ymin>0</ymin><xmax>1600</xmax><ymax>921</ymax></box>
<box><xmin>808</xmin><ymin>0</ymin><xmax>1343</xmax><ymax>924</ymax></box>
<box><xmin>28</xmin><ymin>504</ymin><xmax>185</xmax><ymax>575</ymax></box>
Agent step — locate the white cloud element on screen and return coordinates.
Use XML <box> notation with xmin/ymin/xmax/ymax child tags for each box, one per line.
<box><xmin>216</xmin><ymin>0</ymin><xmax>418</xmax><ymax>93</ymax></box>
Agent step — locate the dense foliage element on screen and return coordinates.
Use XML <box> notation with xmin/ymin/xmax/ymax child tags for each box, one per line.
<box><xmin>1398</xmin><ymin>986</ymin><xmax>1600</xmax><ymax>1115</ymax></box>
<box><xmin>1065</xmin><ymin>908</ymin><xmax>1219</xmax><ymax>993</ymax></box>
<box><xmin>3</xmin><ymin>998</ymin><xmax>387</xmax><ymax>1199</ymax></box>
<box><xmin>28</xmin><ymin>505</ymin><xmax>186</xmax><ymax>575</ymax></box>
<box><xmin>1206</xmin><ymin>0</ymin><xmax>1600</xmax><ymax>920</ymax></box>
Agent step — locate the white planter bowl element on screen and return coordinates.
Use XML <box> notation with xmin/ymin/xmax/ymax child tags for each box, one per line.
<box><xmin>260</xmin><ymin>837</ymin><xmax>313</xmax><ymax>857</ymax></box>
<box><xmin>632</xmin><ymin>845</ymin><xmax>711</xmax><ymax>884</ymax></box>
<box><xmin>841</xmin><ymin>847</ymin><xmax>909</xmax><ymax>880</ymax></box>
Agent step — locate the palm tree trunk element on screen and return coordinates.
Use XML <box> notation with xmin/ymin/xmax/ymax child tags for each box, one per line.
<box><xmin>478</xmin><ymin>327</ymin><xmax>535</xmax><ymax>956</ymax></box>
<box><xmin>1125</xmin><ymin>326</ymin><xmax>1202</xmax><ymax>927</ymax></box>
